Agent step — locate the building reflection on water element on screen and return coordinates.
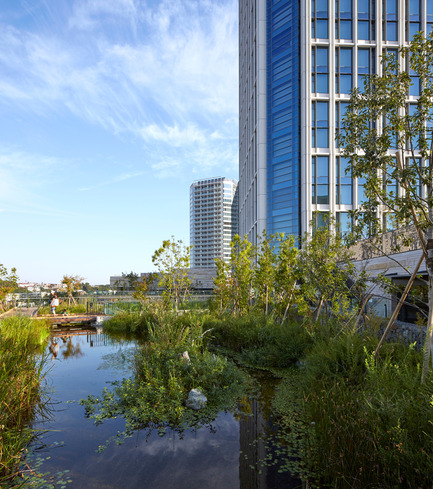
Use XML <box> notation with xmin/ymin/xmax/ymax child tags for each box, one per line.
<box><xmin>239</xmin><ymin>377</ymin><xmax>303</xmax><ymax>489</ymax></box>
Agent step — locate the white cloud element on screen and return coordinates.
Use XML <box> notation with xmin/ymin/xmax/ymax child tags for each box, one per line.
<box><xmin>139</xmin><ymin>124</ymin><xmax>206</xmax><ymax>146</ymax></box>
<box><xmin>0</xmin><ymin>0</ymin><xmax>238</xmax><ymax>176</ymax></box>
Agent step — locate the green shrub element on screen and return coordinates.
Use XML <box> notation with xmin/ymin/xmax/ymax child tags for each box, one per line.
<box><xmin>273</xmin><ymin>333</ymin><xmax>433</xmax><ymax>488</ymax></box>
<box><xmin>207</xmin><ymin>316</ymin><xmax>313</xmax><ymax>368</ymax></box>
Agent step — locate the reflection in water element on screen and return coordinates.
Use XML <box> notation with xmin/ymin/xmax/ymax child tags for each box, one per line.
<box><xmin>35</xmin><ymin>333</ymin><xmax>301</xmax><ymax>489</ymax></box>
<box><xmin>239</xmin><ymin>375</ymin><xmax>302</xmax><ymax>489</ymax></box>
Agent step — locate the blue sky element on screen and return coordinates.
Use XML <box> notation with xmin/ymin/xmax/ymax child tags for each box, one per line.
<box><xmin>0</xmin><ymin>0</ymin><xmax>238</xmax><ymax>285</ymax></box>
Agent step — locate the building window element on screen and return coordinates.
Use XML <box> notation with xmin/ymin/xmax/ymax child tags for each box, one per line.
<box><xmin>382</xmin><ymin>0</ymin><xmax>398</xmax><ymax>41</ymax></box>
<box><xmin>428</xmin><ymin>0</ymin><xmax>433</xmax><ymax>34</ymax></box>
<box><xmin>382</xmin><ymin>213</ymin><xmax>396</xmax><ymax>231</ymax></box>
<box><xmin>358</xmin><ymin>0</ymin><xmax>375</xmax><ymax>41</ymax></box>
<box><xmin>336</xmin><ymin>156</ymin><xmax>352</xmax><ymax>204</ymax></box>
<box><xmin>335</xmin><ymin>47</ymin><xmax>352</xmax><ymax>94</ymax></box>
<box><xmin>312</xmin><ymin>0</ymin><xmax>329</xmax><ymax>38</ymax></box>
<box><xmin>358</xmin><ymin>176</ymin><xmax>366</xmax><ymax>205</ymax></box>
<box><xmin>358</xmin><ymin>47</ymin><xmax>375</xmax><ymax>92</ymax></box>
<box><xmin>383</xmin><ymin>159</ymin><xmax>398</xmax><ymax>201</ymax></box>
<box><xmin>335</xmin><ymin>101</ymin><xmax>349</xmax><ymax>147</ymax></box>
<box><xmin>312</xmin><ymin>101</ymin><xmax>329</xmax><ymax>148</ymax></box>
<box><xmin>312</xmin><ymin>46</ymin><xmax>329</xmax><ymax>93</ymax></box>
<box><xmin>313</xmin><ymin>211</ymin><xmax>330</xmax><ymax>230</ymax></box>
<box><xmin>406</xmin><ymin>0</ymin><xmax>420</xmax><ymax>41</ymax></box>
<box><xmin>312</xmin><ymin>156</ymin><xmax>329</xmax><ymax>204</ymax></box>
<box><xmin>335</xmin><ymin>0</ymin><xmax>352</xmax><ymax>39</ymax></box>
<box><xmin>336</xmin><ymin>211</ymin><xmax>352</xmax><ymax>234</ymax></box>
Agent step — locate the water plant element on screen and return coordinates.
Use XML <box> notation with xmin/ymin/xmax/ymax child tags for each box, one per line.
<box><xmin>0</xmin><ymin>316</ymin><xmax>50</xmax><ymax>485</ymax></box>
<box><xmin>81</xmin><ymin>314</ymin><xmax>249</xmax><ymax>450</ymax></box>
<box><xmin>271</xmin><ymin>333</ymin><xmax>433</xmax><ymax>488</ymax></box>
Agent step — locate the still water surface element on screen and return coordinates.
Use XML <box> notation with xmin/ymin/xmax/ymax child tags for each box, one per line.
<box><xmin>33</xmin><ymin>330</ymin><xmax>300</xmax><ymax>489</ymax></box>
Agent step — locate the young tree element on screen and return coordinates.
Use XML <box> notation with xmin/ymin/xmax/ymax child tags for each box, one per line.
<box><xmin>297</xmin><ymin>217</ymin><xmax>356</xmax><ymax>325</ymax></box>
<box><xmin>0</xmin><ymin>264</ymin><xmax>18</xmax><ymax>311</ymax></box>
<box><xmin>339</xmin><ymin>32</ymin><xmax>433</xmax><ymax>379</ymax></box>
<box><xmin>229</xmin><ymin>235</ymin><xmax>255</xmax><ymax>316</ymax></box>
<box><xmin>213</xmin><ymin>258</ymin><xmax>233</xmax><ymax>316</ymax></box>
<box><xmin>132</xmin><ymin>273</ymin><xmax>157</xmax><ymax>308</ymax></box>
<box><xmin>273</xmin><ymin>234</ymin><xmax>299</xmax><ymax>323</ymax></box>
<box><xmin>152</xmin><ymin>237</ymin><xmax>191</xmax><ymax>311</ymax></box>
<box><xmin>253</xmin><ymin>232</ymin><xmax>278</xmax><ymax>316</ymax></box>
<box><xmin>61</xmin><ymin>275</ymin><xmax>84</xmax><ymax>305</ymax></box>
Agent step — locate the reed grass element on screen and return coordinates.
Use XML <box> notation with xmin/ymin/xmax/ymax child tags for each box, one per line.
<box><xmin>0</xmin><ymin>316</ymin><xmax>50</xmax><ymax>485</ymax></box>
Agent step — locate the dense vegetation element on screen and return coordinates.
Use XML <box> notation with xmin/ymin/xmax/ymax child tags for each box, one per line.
<box><xmin>0</xmin><ymin>316</ymin><xmax>50</xmax><ymax>486</ymax></box>
<box><xmin>94</xmin><ymin>232</ymin><xmax>433</xmax><ymax>487</ymax></box>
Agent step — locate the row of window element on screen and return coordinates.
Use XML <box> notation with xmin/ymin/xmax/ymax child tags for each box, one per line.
<box><xmin>312</xmin><ymin>0</ymin><xmax>433</xmax><ymax>41</ymax></box>
<box><xmin>311</xmin><ymin>47</ymin><xmax>413</xmax><ymax>95</ymax></box>
<box><xmin>311</xmin><ymin>155</ymin><xmax>424</xmax><ymax>207</ymax></box>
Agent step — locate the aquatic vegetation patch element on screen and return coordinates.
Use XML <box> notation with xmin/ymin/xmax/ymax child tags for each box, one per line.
<box><xmin>80</xmin><ymin>344</ymin><xmax>249</xmax><ymax>450</ymax></box>
<box><xmin>0</xmin><ymin>316</ymin><xmax>51</xmax><ymax>485</ymax></box>
<box><xmin>268</xmin><ymin>335</ymin><xmax>433</xmax><ymax>488</ymax></box>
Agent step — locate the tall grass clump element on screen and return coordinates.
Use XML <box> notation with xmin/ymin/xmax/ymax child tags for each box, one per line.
<box><xmin>273</xmin><ymin>332</ymin><xmax>433</xmax><ymax>488</ymax></box>
<box><xmin>205</xmin><ymin>315</ymin><xmax>313</xmax><ymax>368</ymax></box>
<box><xmin>0</xmin><ymin>316</ymin><xmax>50</xmax><ymax>485</ymax></box>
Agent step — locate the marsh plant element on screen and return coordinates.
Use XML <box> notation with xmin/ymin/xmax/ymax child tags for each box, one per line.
<box><xmin>0</xmin><ymin>316</ymin><xmax>50</xmax><ymax>485</ymax></box>
<box><xmin>81</xmin><ymin>314</ymin><xmax>248</xmax><ymax>450</ymax></box>
<box><xmin>270</xmin><ymin>334</ymin><xmax>433</xmax><ymax>488</ymax></box>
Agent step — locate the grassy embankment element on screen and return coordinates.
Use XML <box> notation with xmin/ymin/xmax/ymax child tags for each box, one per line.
<box><xmin>0</xmin><ymin>316</ymin><xmax>50</xmax><ymax>486</ymax></box>
<box><xmin>102</xmin><ymin>306</ymin><xmax>433</xmax><ymax>488</ymax></box>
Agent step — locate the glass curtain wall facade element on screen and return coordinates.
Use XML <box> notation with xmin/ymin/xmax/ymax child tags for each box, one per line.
<box><xmin>239</xmin><ymin>0</ymin><xmax>431</xmax><ymax>239</ymax></box>
<box><xmin>266</xmin><ymin>0</ymin><xmax>301</xmax><ymax>237</ymax></box>
<box><xmin>190</xmin><ymin>177</ymin><xmax>239</xmax><ymax>268</ymax></box>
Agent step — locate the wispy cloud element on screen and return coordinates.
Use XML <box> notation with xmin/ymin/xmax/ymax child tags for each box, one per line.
<box><xmin>78</xmin><ymin>170</ymin><xmax>147</xmax><ymax>191</ymax></box>
<box><xmin>0</xmin><ymin>0</ymin><xmax>238</xmax><ymax>176</ymax></box>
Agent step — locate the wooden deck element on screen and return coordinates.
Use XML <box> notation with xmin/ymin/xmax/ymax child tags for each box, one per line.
<box><xmin>35</xmin><ymin>315</ymin><xmax>102</xmax><ymax>327</ymax></box>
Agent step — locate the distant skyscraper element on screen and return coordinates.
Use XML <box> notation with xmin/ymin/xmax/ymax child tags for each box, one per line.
<box><xmin>239</xmin><ymin>0</ymin><xmax>433</xmax><ymax>244</ymax></box>
<box><xmin>190</xmin><ymin>177</ymin><xmax>239</xmax><ymax>268</ymax></box>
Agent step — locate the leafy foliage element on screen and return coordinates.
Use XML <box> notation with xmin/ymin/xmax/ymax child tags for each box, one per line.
<box><xmin>0</xmin><ymin>265</ymin><xmax>18</xmax><ymax>312</ymax></box>
<box><xmin>272</xmin><ymin>335</ymin><xmax>433</xmax><ymax>488</ymax></box>
<box><xmin>339</xmin><ymin>31</ymin><xmax>433</xmax><ymax>379</ymax></box>
<box><xmin>61</xmin><ymin>275</ymin><xmax>84</xmax><ymax>305</ymax></box>
<box><xmin>152</xmin><ymin>237</ymin><xmax>191</xmax><ymax>311</ymax></box>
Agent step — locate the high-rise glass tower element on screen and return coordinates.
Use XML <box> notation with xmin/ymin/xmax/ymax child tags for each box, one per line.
<box><xmin>190</xmin><ymin>177</ymin><xmax>239</xmax><ymax>268</ymax></box>
<box><xmin>239</xmin><ymin>0</ymin><xmax>433</xmax><ymax>243</ymax></box>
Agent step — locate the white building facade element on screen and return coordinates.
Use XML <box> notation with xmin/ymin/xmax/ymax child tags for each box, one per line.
<box><xmin>190</xmin><ymin>177</ymin><xmax>239</xmax><ymax>268</ymax></box>
<box><xmin>239</xmin><ymin>0</ymin><xmax>433</xmax><ymax>241</ymax></box>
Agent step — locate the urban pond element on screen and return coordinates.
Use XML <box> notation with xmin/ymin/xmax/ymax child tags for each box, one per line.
<box><xmin>29</xmin><ymin>329</ymin><xmax>301</xmax><ymax>489</ymax></box>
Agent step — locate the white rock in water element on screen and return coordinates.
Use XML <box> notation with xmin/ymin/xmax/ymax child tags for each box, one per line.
<box><xmin>185</xmin><ymin>388</ymin><xmax>207</xmax><ymax>410</ymax></box>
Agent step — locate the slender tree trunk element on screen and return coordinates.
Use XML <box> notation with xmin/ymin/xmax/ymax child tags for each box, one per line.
<box><xmin>353</xmin><ymin>293</ymin><xmax>373</xmax><ymax>331</ymax></box>
<box><xmin>314</xmin><ymin>297</ymin><xmax>324</xmax><ymax>322</ymax></box>
<box><xmin>374</xmin><ymin>253</ymin><xmax>424</xmax><ymax>357</ymax></box>
<box><xmin>281</xmin><ymin>285</ymin><xmax>295</xmax><ymax>323</ymax></box>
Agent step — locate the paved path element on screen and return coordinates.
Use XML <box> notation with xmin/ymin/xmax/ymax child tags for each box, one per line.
<box><xmin>0</xmin><ymin>307</ymin><xmax>38</xmax><ymax>318</ymax></box>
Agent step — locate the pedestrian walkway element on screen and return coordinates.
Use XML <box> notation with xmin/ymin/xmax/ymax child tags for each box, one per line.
<box><xmin>0</xmin><ymin>307</ymin><xmax>38</xmax><ymax>318</ymax></box>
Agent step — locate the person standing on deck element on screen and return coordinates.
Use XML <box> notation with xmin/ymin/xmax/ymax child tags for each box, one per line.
<box><xmin>50</xmin><ymin>292</ymin><xmax>59</xmax><ymax>315</ymax></box>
